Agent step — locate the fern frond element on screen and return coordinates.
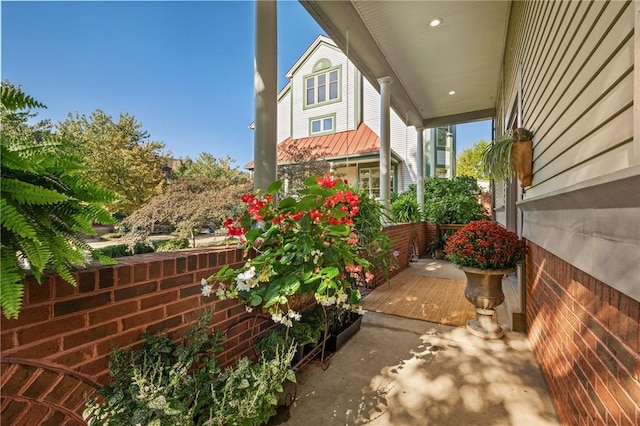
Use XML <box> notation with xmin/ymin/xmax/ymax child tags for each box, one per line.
<box><xmin>1</xmin><ymin>84</ymin><xmax>46</xmax><ymax>110</ymax></box>
<box><xmin>0</xmin><ymin>199</ymin><xmax>38</xmax><ymax>240</ymax></box>
<box><xmin>2</xmin><ymin>178</ymin><xmax>70</xmax><ymax>205</ymax></box>
<box><xmin>18</xmin><ymin>238</ymin><xmax>50</xmax><ymax>276</ymax></box>
<box><xmin>92</xmin><ymin>250</ymin><xmax>117</xmax><ymax>266</ymax></box>
<box><xmin>0</xmin><ymin>249</ymin><xmax>26</xmax><ymax>319</ymax></box>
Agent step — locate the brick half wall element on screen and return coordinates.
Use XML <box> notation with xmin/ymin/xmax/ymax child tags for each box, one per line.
<box><xmin>0</xmin><ymin>223</ymin><xmax>427</xmax><ymax>423</ymax></box>
<box><xmin>526</xmin><ymin>242</ymin><xmax>639</xmax><ymax>425</ymax></box>
<box><xmin>0</xmin><ymin>247</ymin><xmax>270</xmax><ymax>424</ymax></box>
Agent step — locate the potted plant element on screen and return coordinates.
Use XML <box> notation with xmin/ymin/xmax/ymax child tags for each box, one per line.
<box><xmin>482</xmin><ymin>128</ymin><xmax>533</xmax><ymax>187</ymax></box>
<box><xmin>427</xmin><ymin>234</ymin><xmax>448</xmax><ymax>259</ymax></box>
<box><xmin>201</xmin><ymin>174</ymin><xmax>378</xmax><ymax>326</ymax></box>
<box><xmin>444</xmin><ymin>221</ymin><xmax>527</xmax><ymax>339</ymax></box>
<box><xmin>325</xmin><ymin>305</ymin><xmax>364</xmax><ymax>353</ymax></box>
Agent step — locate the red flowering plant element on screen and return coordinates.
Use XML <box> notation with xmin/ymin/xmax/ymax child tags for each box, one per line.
<box><xmin>444</xmin><ymin>221</ymin><xmax>527</xmax><ymax>270</ymax></box>
<box><xmin>201</xmin><ymin>174</ymin><xmax>373</xmax><ymax>326</ymax></box>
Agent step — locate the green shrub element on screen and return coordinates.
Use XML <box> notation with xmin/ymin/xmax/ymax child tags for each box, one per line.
<box><xmin>132</xmin><ymin>241</ymin><xmax>154</xmax><ymax>254</ymax></box>
<box><xmin>102</xmin><ymin>232</ymin><xmax>125</xmax><ymax>239</ymax></box>
<box><xmin>95</xmin><ymin>244</ymin><xmax>131</xmax><ymax>258</ymax></box>
<box><xmin>399</xmin><ymin>176</ymin><xmax>489</xmax><ymax>225</ymax></box>
<box><xmin>391</xmin><ymin>195</ymin><xmax>422</xmax><ymax>223</ymax></box>
<box><xmin>84</xmin><ymin>313</ymin><xmax>296</xmax><ymax>426</ymax></box>
<box><xmin>155</xmin><ymin>238</ymin><xmax>190</xmax><ymax>252</ymax></box>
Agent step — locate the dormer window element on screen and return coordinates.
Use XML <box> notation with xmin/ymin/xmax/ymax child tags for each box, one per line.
<box><xmin>305</xmin><ymin>62</ymin><xmax>340</xmax><ymax>108</ymax></box>
<box><xmin>309</xmin><ymin>114</ymin><xmax>335</xmax><ymax>135</ymax></box>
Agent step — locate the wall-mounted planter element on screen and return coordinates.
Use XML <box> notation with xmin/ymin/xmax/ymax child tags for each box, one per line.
<box><xmin>510</xmin><ymin>139</ymin><xmax>533</xmax><ymax>187</ymax></box>
<box><xmin>482</xmin><ymin>128</ymin><xmax>534</xmax><ymax>188</ymax></box>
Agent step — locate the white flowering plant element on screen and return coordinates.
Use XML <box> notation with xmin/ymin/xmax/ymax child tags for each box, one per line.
<box><xmin>201</xmin><ymin>175</ymin><xmax>379</xmax><ymax>326</ymax></box>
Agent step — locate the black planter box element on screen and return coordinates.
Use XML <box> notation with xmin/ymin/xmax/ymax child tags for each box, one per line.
<box><xmin>326</xmin><ymin>314</ymin><xmax>363</xmax><ymax>352</ymax></box>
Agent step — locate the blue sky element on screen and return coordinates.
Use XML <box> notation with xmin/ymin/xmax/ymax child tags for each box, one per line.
<box><xmin>2</xmin><ymin>1</ymin><xmax>491</xmax><ymax>168</ymax></box>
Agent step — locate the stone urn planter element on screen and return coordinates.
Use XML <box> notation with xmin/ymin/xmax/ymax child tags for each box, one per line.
<box><xmin>444</xmin><ymin>221</ymin><xmax>528</xmax><ymax>340</ymax></box>
<box><xmin>460</xmin><ymin>266</ymin><xmax>514</xmax><ymax>339</ymax></box>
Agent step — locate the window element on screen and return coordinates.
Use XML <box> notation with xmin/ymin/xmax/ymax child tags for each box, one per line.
<box><xmin>359</xmin><ymin>166</ymin><xmax>394</xmax><ymax>198</ymax></box>
<box><xmin>310</xmin><ymin>115</ymin><xmax>335</xmax><ymax>135</ymax></box>
<box><xmin>305</xmin><ymin>69</ymin><xmax>339</xmax><ymax>107</ymax></box>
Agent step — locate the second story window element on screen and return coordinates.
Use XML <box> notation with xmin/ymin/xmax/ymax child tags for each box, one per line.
<box><xmin>310</xmin><ymin>115</ymin><xmax>335</xmax><ymax>135</ymax></box>
<box><xmin>305</xmin><ymin>69</ymin><xmax>339</xmax><ymax>107</ymax></box>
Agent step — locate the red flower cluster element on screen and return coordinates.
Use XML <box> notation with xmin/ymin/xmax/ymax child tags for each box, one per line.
<box><xmin>444</xmin><ymin>221</ymin><xmax>527</xmax><ymax>270</ymax></box>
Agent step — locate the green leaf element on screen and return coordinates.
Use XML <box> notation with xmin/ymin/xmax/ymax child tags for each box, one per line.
<box><xmin>277</xmin><ymin>197</ymin><xmax>296</xmax><ymax>209</ymax></box>
<box><xmin>303</xmin><ymin>175</ymin><xmax>319</xmax><ymax>186</ymax></box>
<box><xmin>267</xmin><ymin>180</ymin><xmax>283</xmax><ymax>194</ymax></box>
<box><xmin>328</xmin><ymin>224</ymin><xmax>349</xmax><ymax>236</ymax></box>
<box><xmin>320</xmin><ymin>266</ymin><xmax>339</xmax><ymax>279</ymax></box>
<box><xmin>249</xmin><ymin>293</ymin><xmax>263</xmax><ymax>306</ymax></box>
<box><xmin>294</xmin><ymin>195</ymin><xmax>317</xmax><ymax>211</ymax></box>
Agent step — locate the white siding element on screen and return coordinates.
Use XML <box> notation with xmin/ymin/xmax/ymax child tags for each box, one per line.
<box><xmin>277</xmin><ymin>87</ymin><xmax>291</xmax><ymax>143</ymax></box>
<box><xmin>498</xmin><ymin>0</ymin><xmax>639</xmax><ymax>299</ymax></box>
<box><xmin>289</xmin><ymin>43</ymin><xmax>358</xmax><ymax>139</ymax></box>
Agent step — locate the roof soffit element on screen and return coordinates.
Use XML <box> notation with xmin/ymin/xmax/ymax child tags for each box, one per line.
<box><xmin>300</xmin><ymin>1</ymin><xmax>511</xmax><ymax>128</ymax></box>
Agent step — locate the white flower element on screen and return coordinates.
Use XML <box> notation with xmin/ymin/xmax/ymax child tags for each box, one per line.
<box><xmin>288</xmin><ymin>310</ymin><xmax>301</xmax><ymax>321</ymax></box>
<box><xmin>356</xmin><ymin>306</ymin><xmax>366</xmax><ymax>315</ymax></box>
<box><xmin>245</xmin><ymin>305</ymin><xmax>254</xmax><ymax>313</ymax></box>
<box><xmin>201</xmin><ymin>278</ymin><xmax>209</xmax><ymax>286</ymax></box>
<box><xmin>271</xmin><ymin>312</ymin><xmax>283</xmax><ymax>323</ymax></box>
<box><xmin>311</xmin><ymin>249</ymin><xmax>322</xmax><ymax>264</ymax></box>
<box><xmin>201</xmin><ymin>284</ymin><xmax>212</xmax><ymax>297</ymax></box>
<box><xmin>281</xmin><ymin>317</ymin><xmax>293</xmax><ymax>327</ymax></box>
<box><xmin>337</xmin><ymin>293</ymin><xmax>348</xmax><ymax>304</ymax></box>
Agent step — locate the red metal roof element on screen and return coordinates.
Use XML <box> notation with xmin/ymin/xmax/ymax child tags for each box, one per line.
<box><xmin>245</xmin><ymin>123</ymin><xmax>380</xmax><ymax>169</ymax></box>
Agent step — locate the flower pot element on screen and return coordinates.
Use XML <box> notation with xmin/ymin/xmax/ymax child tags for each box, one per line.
<box><xmin>326</xmin><ymin>313</ymin><xmax>363</xmax><ymax>352</ymax></box>
<box><xmin>460</xmin><ymin>266</ymin><xmax>514</xmax><ymax>339</ymax></box>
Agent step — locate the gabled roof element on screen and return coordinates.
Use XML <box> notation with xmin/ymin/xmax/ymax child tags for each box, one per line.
<box><xmin>245</xmin><ymin>123</ymin><xmax>401</xmax><ymax>169</ymax></box>
<box><xmin>284</xmin><ymin>35</ymin><xmax>340</xmax><ymax>79</ymax></box>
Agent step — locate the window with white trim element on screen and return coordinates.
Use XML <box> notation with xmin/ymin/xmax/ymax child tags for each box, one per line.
<box><xmin>310</xmin><ymin>115</ymin><xmax>334</xmax><ymax>135</ymax></box>
<box><xmin>305</xmin><ymin>69</ymin><xmax>339</xmax><ymax>107</ymax></box>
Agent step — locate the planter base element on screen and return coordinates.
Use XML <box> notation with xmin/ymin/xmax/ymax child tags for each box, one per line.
<box><xmin>326</xmin><ymin>314</ymin><xmax>362</xmax><ymax>352</ymax></box>
<box><xmin>466</xmin><ymin>308</ymin><xmax>504</xmax><ymax>339</ymax></box>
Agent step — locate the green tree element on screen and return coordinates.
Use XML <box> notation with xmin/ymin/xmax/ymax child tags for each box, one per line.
<box><xmin>171</xmin><ymin>153</ymin><xmax>249</xmax><ymax>184</ymax></box>
<box><xmin>1</xmin><ymin>82</ymin><xmax>117</xmax><ymax>319</ymax></box>
<box><xmin>277</xmin><ymin>143</ymin><xmax>329</xmax><ymax>196</ymax></box>
<box><xmin>124</xmin><ymin>177</ymin><xmax>252</xmax><ymax>247</ymax></box>
<box><xmin>58</xmin><ymin>110</ymin><xmax>169</xmax><ymax>214</ymax></box>
<box><xmin>457</xmin><ymin>139</ymin><xmax>489</xmax><ymax>180</ymax></box>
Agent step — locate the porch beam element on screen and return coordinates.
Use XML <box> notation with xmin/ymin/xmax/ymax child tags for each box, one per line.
<box><xmin>422</xmin><ymin>108</ymin><xmax>496</xmax><ymax>128</ymax></box>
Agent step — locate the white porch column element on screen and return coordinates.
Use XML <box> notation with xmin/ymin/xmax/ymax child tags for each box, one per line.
<box><xmin>254</xmin><ymin>0</ymin><xmax>277</xmax><ymax>192</ymax></box>
<box><xmin>429</xmin><ymin>128</ymin><xmax>437</xmax><ymax>177</ymax></box>
<box><xmin>416</xmin><ymin>127</ymin><xmax>425</xmax><ymax>216</ymax></box>
<box><xmin>378</xmin><ymin>77</ymin><xmax>392</xmax><ymax>217</ymax></box>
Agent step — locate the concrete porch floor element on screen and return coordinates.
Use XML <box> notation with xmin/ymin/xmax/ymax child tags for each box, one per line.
<box><xmin>268</xmin><ymin>259</ymin><xmax>560</xmax><ymax>426</ymax></box>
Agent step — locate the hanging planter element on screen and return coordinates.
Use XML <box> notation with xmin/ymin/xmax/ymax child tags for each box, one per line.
<box><xmin>482</xmin><ymin>128</ymin><xmax>533</xmax><ymax>187</ymax></box>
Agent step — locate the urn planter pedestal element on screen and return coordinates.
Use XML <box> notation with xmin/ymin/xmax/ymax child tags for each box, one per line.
<box><xmin>460</xmin><ymin>266</ymin><xmax>514</xmax><ymax>339</ymax></box>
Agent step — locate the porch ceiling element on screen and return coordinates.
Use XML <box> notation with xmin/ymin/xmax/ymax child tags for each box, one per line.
<box><xmin>300</xmin><ymin>1</ymin><xmax>511</xmax><ymax>129</ymax></box>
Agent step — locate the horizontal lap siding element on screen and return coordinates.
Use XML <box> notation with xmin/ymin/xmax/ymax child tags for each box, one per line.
<box><xmin>500</xmin><ymin>1</ymin><xmax>639</xmax><ymax>425</ymax></box>
<box><xmin>521</xmin><ymin>0</ymin><xmax>634</xmax><ymax>196</ymax></box>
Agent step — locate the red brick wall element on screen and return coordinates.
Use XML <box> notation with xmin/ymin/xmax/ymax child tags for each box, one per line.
<box><xmin>526</xmin><ymin>242</ymin><xmax>640</xmax><ymax>425</ymax></box>
<box><xmin>374</xmin><ymin>222</ymin><xmax>432</xmax><ymax>287</ymax></box>
<box><xmin>1</xmin><ymin>223</ymin><xmax>426</xmax><ymax>424</ymax></box>
<box><xmin>0</xmin><ymin>247</ymin><xmax>269</xmax><ymax>424</ymax></box>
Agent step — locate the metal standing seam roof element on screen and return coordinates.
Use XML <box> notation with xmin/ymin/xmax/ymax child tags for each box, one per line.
<box><xmin>245</xmin><ymin>123</ymin><xmax>382</xmax><ymax>169</ymax></box>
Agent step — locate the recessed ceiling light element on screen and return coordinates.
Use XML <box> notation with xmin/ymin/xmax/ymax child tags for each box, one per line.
<box><xmin>448</xmin><ymin>90</ymin><xmax>456</xmax><ymax>95</ymax></box>
<box><xmin>430</xmin><ymin>18</ymin><xmax>442</xmax><ymax>27</ymax></box>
